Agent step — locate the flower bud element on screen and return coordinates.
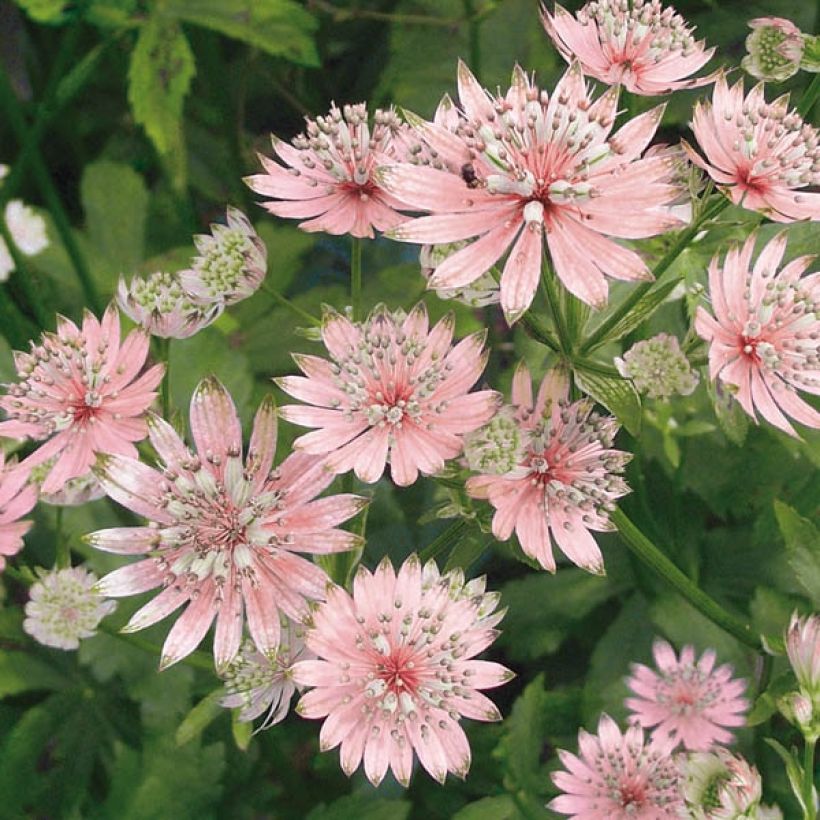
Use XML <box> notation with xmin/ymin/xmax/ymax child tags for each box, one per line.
<box><xmin>742</xmin><ymin>17</ymin><xmax>805</xmax><ymax>81</ymax></box>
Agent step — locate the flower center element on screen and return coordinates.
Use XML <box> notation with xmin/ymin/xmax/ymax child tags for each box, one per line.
<box><xmin>618</xmin><ymin>779</ymin><xmax>647</xmax><ymax>808</ymax></box>
<box><xmin>378</xmin><ymin>647</ymin><xmax>421</xmax><ymax>696</ymax></box>
<box><xmin>70</xmin><ymin>390</ymin><xmax>103</xmax><ymax>425</ymax></box>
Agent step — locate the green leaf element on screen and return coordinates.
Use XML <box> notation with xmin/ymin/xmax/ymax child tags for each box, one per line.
<box><xmin>164</xmin><ymin>0</ymin><xmax>319</xmax><ymax>66</ymax></box>
<box><xmin>451</xmin><ymin>796</ymin><xmax>520</xmax><ymax>820</ymax></box>
<box><xmin>305</xmin><ymin>796</ymin><xmax>411</xmax><ymax>820</ymax></box>
<box><xmin>127</xmin><ymin>16</ymin><xmax>195</xmax><ymax>185</ymax></box>
<box><xmin>774</xmin><ymin>501</ymin><xmax>820</xmax><ymax>608</ymax></box>
<box><xmin>13</xmin><ymin>0</ymin><xmax>67</xmax><ymax>23</ymax></box>
<box><xmin>80</xmin><ymin>160</ymin><xmax>148</xmax><ymax>292</ymax></box>
<box><xmin>176</xmin><ymin>690</ymin><xmax>224</xmax><ymax>746</ymax></box>
<box><xmin>574</xmin><ymin>367</ymin><xmax>642</xmax><ymax>436</ymax></box>
<box><xmin>0</xmin><ymin>651</ymin><xmax>68</xmax><ymax>698</ymax></box>
<box><xmin>763</xmin><ymin>738</ymin><xmax>808</xmax><ymax>814</ymax></box>
<box><xmin>231</xmin><ymin>710</ymin><xmax>253</xmax><ymax>751</ymax></box>
<box><xmin>746</xmin><ymin>673</ymin><xmax>796</xmax><ymax>726</ymax></box>
<box><xmin>750</xmin><ymin>586</ymin><xmax>797</xmax><ymax>652</ymax></box>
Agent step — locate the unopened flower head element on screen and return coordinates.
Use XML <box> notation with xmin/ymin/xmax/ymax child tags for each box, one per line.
<box><xmin>86</xmin><ymin>378</ymin><xmax>365</xmax><ymax>671</ymax></box>
<box><xmin>550</xmin><ymin>713</ymin><xmax>684</xmax><ymax>819</ymax></box>
<box><xmin>246</xmin><ymin>103</ymin><xmax>412</xmax><ymax>239</ymax></box>
<box><xmin>466</xmin><ymin>364</ymin><xmax>630</xmax><ymax>574</ymax></box>
<box><xmin>786</xmin><ymin>612</ymin><xmax>820</xmax><ymax>702</ymax></box>
<box><xmin>541</xmin><ymin>0</ymin><xmax>717</xmax><ymax>95</ymax></box>
<box><xmin>695</xmin><ymin>232</ymin><xmax>820</xmax><ymax>438</ymax></box>
<box><xmin>0</xmin><ymin>305</ymin><xmax>164</xmax><ymax>494</ymax></box>
<box><xmin>29</xmin><ymin>456</ymin><xmax>105</xmax><ymax>507</ymax></box>
<box><xmin>464</xmin><ymin>406</ymin><xmax>526</xmax><ymax>475</ymax></box>
<box><xmin>220</xmin><ymin>618</ymin><xmax>312</xmax><ymax>729</ymax></box>
<box><xmin>278</xmin><ymin>302</ymin><xmax>500</xmax><ymax>486</ymax></box>
<box><xmin>743</xmin><ymin>17</ymin><xmax>805</xmax><ymax>82</ymax></box>
<box><xmin>420</xmin><ymin>243</ymin><xmax>499</xmax><ymax>307</ymax></box>
<box><xmin>0</xmin><ymin>199</ymin><xmax>49</xmax><ymax>282</ymax></box>
<box><xmin>291</xmin><ymin>555</ymin><xmax>513</xmax><ymax>787</ymax></box>
<box><xmin>684</xmin><ymin>77</ymin><xmax>820</xmax><ymax>221</ymax></box>
<box><xmin>615</xmin><ymin>333</ymin><xmax>699</xmax><ymax>399</ymax></box>
<box><xmin>380</xmin><ymin>62</ymin><xmax>684</xmax><ymax>322</ymax></box>
<box><xmin>23</xmin><ymin>566</ymin><xmax>116</xmax><ymax>650</ymax></box>
<box><xmin>0</xmin><ymin>453</ymin><xmax>36</xmax><ymax>572</ymax></box>
<box><xmin>626</xmin><ymin>639</ymin><xmax>748</xmax><ymax>750</ymax></box>
<box><xmin>179</xmin><ymin>207</ymin><xmax>267</xmax><ymax>307</ymax></box>
<box><xmin>681</xmin><ymin>749</ymin><xmax>764</xmax><ymax>819</ymax></box>
<box><xmin>117</xmin><ymin>271</ymin><xmax>220</xmax><ymax>339</ymax></box>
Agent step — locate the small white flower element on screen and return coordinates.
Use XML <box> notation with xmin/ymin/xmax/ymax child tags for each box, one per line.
<box><xmin>5</xmin><ymin>200</ymin><xmax>48</xmax><ymax>256</ymax></box>
<box><xmin>615</xmin><ymin>333</ymin><xmax>699</xmax><ymax>400</ymax></box>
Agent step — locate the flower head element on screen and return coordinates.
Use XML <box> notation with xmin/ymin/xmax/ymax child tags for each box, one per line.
<box><xmin>420</xmin><ymin>243</ymin><xmax>500</xmax><ymax>307</ymax></box>
<box><xmin>681</xmin><ymin>749</ymin><xmax>764</xmax><ymax>819</ymax></box>
<box><xmin>220</xmin><ymin>617</ymin><xmax>312</xmax><ymax>728</ymax></box>
<box><xmin>179</xmin><ymin>207</ymin><xmax>267</xmax><ymax>307</ymax></box>
<box><xmin>86</xmin><ymin>377</ymin><xmax>365</xmax><ymax>670</ymax></box>
<box><xmin>684</xmin><ymin>76</ymin><xmax>820</xmax><ymax>221</ymax></box>
<box><xmin>380</xmin><ymin>62</ymin><xmax>684</xmax><ymax>321</ymax></box>
<box><xmin>615</xmin><ymin>333</ymin><xmax>699</xmax><ymax>399</ymax></box>
<box><xmin>0</xmin><ymin>305</ymin><xmax>164</xmax><ymax>494</ymax></box>
<box><xmin>550</xmin><ymin>713</ymin><xmax>684</xmax><ymax>819</ymax></box>
<box><xmin>278</xmin><ymin>303</ymin><xmax>500</xmax><ymax>486</ymax></box>
<box><xmin>117</xmin><ymin>271</ymin><xmax>220</xmax><ymax>339</ymax></box>
<box><xmin>743</xmin><ymin>18</ymin><xmax>805</xmax><ymax>82</ymax></box>
<box><xmin>541</xmin><ymin>0</ymin><xmax>716</xmax><ymax>95</ymax></box>
<box><xmin>0</xmin><ymin>199</ymin><xmax>49</xmax><ymax>282</ymax></box>
<box><xmin>23</xmin><ymin>566</ymin><xmax>116</xmax><ymax>650</ymax></box>
<box><xmin>30</xmin><ymin>456</ymin><xmax>105</xmax><ymax>507</ymax></box>
<box><xmin>0</xmin><ymin>454</ymin><xmax>36</xmax><ymax>571</ymax></box>
<box><xmin>786</xmin><ymin>612</ymin><xmax>820</xmax><ymax>702</ymax></box>
<box><xmin>695</xmin><ymin>232</ymin><xmax>820</xmax><ymax>438</ymax></box>
<box><xmin>466</xmin><ymin>364</ymin><xmax>630</xmax><ymax>574</ymax></box>
<box><xmin>246</xmin><ymin>104</ymin><xmax>412</xmax><ymax>239</ymax></box>
<box><xmin>626</xmin><ymin>639</ymin><xmax>748</xmax><ymax>750</ymax></box>
<box><xmin>291</xmin><ymin>555</ymin><xmax>512</xmax><ymax>786</ymax></box>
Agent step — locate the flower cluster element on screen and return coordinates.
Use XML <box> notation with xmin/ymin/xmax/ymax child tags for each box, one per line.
<box><xmin>615</xmin><ymin>333</ymin><xmax>700</xmax><ymax>399</ymax></box>
<box><xmin>743</xmin><ymin>17</ymin><xmax>806</xmax><ymax>82</ymax></box>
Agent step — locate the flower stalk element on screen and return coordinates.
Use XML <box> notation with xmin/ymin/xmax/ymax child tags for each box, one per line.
<box><xmin>350</xmin><ymin>236</ymin><xmax>363</xmax><ymax>321</ymax></box>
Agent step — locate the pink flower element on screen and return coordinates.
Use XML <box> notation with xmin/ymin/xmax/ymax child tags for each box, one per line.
<box><xmin>695</xmin><ymin>232</ymin><xmax>820</xmax><ymax>437</ymax></box>
<box><xmin>550</xmin><ymin>713</ymin><xmax>684</xmax><ymax>819</ymax></box>
<box><xmin>541</xmin><ymin>1</ymin><xmax>716</xmax><ymax>95</ymax></box>
<box><xmin>246</xmin><ymin>103</ymin><xmax>411</xmax><ymax>238</ymax></box>
<box><xmin>0</xmin><ymin>306</ymin><xmax>164</xmax><ymax>494</ymax></box>
<box><xmin>86</xmin><ymin>377</ymin><xmax>366</xmax><ymax>670</ymax></box>
<box><xmin>465</xmin><ymin>364</ymin><xmax>630</xmax><ymax>574</ymax></box>
<box><xmin>0</xmin><ymin>454</ymin><xmax>36</xmax><ymax>571</ymax></box>
<box><xmin>743</xmin><ymin>18</ymin><xmax>805</xmax><ymax>82</ymax></box>
<box><xmin>684</xmin><ymin>76</ymin><xmax>820</xmax><ymax>221</ymax></box>
<box><xmin>291</xmin><ymin>555</ymin><xmax>513</xmax><ymax>786</ymax></box>
<box><xmin>278</xmin><ymin>303</ymin><xmax>500</xmax><ymax>486</ymax></box>
<box><xmin>379</xmin><ymin>62</ymin><xmax>684</xmax><ymax>321</ymax></box>
<box><xmin>625</xmin><ymin>639</ymin><xmax>748</xmax><ymax>751</ymax></box>
<box><xmin>786</xmin><ymin>612</ymin><xmax>820</xmax><ymax>700</ymax></box>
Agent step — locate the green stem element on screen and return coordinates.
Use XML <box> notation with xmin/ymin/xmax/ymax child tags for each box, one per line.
<box><xmin>580</xmin><ymin>197</ymin><xmax>730</xmax><ymax>355</ymax></box>
<box><xmin>350</xmin><ymin>236</ymin><xmax>363</xmax><ymax>321</ymax></box>
<box><xmin>260</xmin><ymin>282</ymin><xmax>321</xmax><ymax>326</ymax></box>
<box><xmin>160</xmin><ymin>337</ymin><xmax>172</xmax><ymax>419</ymax></box>
<box><xmin>798</xmin><ymin>74</ymin><xmax>820</xmax><ymax>119</ymax></box>
<box><xmin>540</xmin><ymin>255</ymin><xmax>571</xmax><ymax>356</ymax></box>
<box><xmin>419</xmin><ymin>519</ymin><xmax>469</xmax><ymax>564</ymax></box>
<box><xmin>54</xmin><ymin>508</ymin><xmax>70</xmax><ymax>569</ymax></box>
<box><xmin>98</xmin><ymin>623</ymin><xmax>213</xmax><ymax>672</ymax></box>
<box><xmin>611</xmin><ymin>507</ymin><xmax>761</xmax><ymax>651</ymax></box>
<box><xmin>520</xmin><ymin>313</ymin><xmax>560</xmax><ymax>352</ymax></box>
<box><xmin>463</xmin><ymin>0</ymin><xmax>482</xmax><ymax>79</ymax></box>
<box><xmin>804</xmin><ymin>738</ymin><xmax>817</xmax><ymax>820</ymax></box>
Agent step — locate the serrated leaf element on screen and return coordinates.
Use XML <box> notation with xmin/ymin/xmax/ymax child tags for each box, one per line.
<box><xmin>774</xmin><ymin>501</ymin><xmax>820</xmax><ymax>608</ymax></box>
<box><xmin>575</xmin><ymin>367</ymin><xmax>642</xmax><ymax>436</ymax></box>
<box><xmin>589</xmin><ymin>278</ymin><xmax>680</xmax><ymax>345</ymax></box>
<box><xmin>127</xmin><ymin>17</ymin><xmax>195</xmax><ymax>185</ymax></box>
<box><xmin>0</xmin><ymin>651</ymin><xmax>68</xmax><ymax>698</ymax></box>
<box><xmin>164</xmin><ymin>0</ymin><xmax>319</xmax><ymax>66</ymax></box>
<box><xmin>176</xmin><ymin>690</ymin><xmax>223</xmax><ymax>746</ymax></box>
<box><xmin>305</xmin><ymin>796</ymin><xmax>411</xmax><ymax>820</ymax></box>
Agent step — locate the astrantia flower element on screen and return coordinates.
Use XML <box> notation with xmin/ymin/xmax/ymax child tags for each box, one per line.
<box><xmin>86</xmin><ymin>378</ymin><xmax>365</xmax><ymax>670</ymax></box>
<box><xmin>23</xmin><ymin>566</ymin><xmax>116</xmax><ymax>650</ymax></box>
<box><xmin>29</xmin><ymin>457</ymin><xmax>105</xmax><ymax>507</ymax></box>
<box><xmin>291</xmin><ymin>555</ymin><xmax>512</xmax><ymax>786</ymax></box>
<box><xmin>220</xmin><ymin>618</ymin><xmax>312</xmax><ymax>728</ymax></box>
<box><xmin>117</xmin><ymin>271</ymin><xmax>220</xmax><ymax>339</ymax></box>
<box><xmin>0</xmin><ymin>199</ymin><xmax>49</xmax><ymax>282</ymax></box>
<box><xmin>615</xmin><ymin>333</ymin><xmax>699</xmax><ymax>399</ymax></box>
<box><xmin>550</xmin><ymin>713</ymin><xmax>683</xmax><ymax>819</ymax></box>
<box><xmin>466</xmin><ymin>364</ymin><xmax>630</xmax><ymax>574</ymax></box>
<box><xmin>246</xmin><ymin>104</ymin><xmax>411</xmax><ymax>239</ymax></box>
<box><xmin>786</xmin><ymin>612</ymin><xmax>820</xmax><ymax>702</ymax></box>
<box><xmin>684</xmin><ymin>76</ymin><xmax>820</xmax><ymax>221</ymax></box>
<box><xmin>695</xmin><ymin>232</ymin><xmax>820</xmax><ymax>437</ymax></box>
<box><xmin>379</xmin><ymin>61</ymin><xmax>684</xmax><ymax>321</ymax></box>
<box><xmin>0</xmin><ymin>454</ymin><xmax>36</xmax><ymax>571</ymax></box>
<box><xmin>179</xmin><ymin>207</ymin><xmax>267</xmax><ymax>307</ymax></box>
<box><xmin>420</xmin><ymin>243</ymin><xmax>499</xmax><ymax>307</ymax></box>
<box><xmin>625</xmin><ymin>639</ymin><xmax>748</xmax><ymax>750</ymax></box>
<box><xmin>541</xmin><ymin>0</ymin><xmax>716</xmax><ymax>95</ymax></box>
<box><xmin>742</xmin><ymin>17</ymin><xmax>805</xmax><ymax>82</ymax></box>
<box><xmin>278</xmin><ymin>303</ymin><xmax>500</xmax><ymax>486</ymax></box>
<box><xmin>681</xmin><ymin>749</ymin><xmax>765</xmax><ymax>819</ymax></box>
<box><xmin>0</xmin><ymin>305</ymin><xmax>164</xmax><ymax>494</ymax></box>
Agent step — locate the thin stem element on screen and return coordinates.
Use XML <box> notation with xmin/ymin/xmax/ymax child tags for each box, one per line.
<box><xmin>804</xmin><ymin>738</ymin><xmax>817</xmax><ymax>820</ymax></box>
<box><xmin>260</xmin><ymin>282</ymin><xmax>321</xmax><ymax>326</ymax></box>
<box><xmin>580</xmin><ymin>196</ymin><xmax>729</xmax><ymax>355</ymax></box>
<box><xmin>611</xmin><ymin>508</ymin><xmax>761</xmax><ymax>651</ymax></box>
<box><xmin>463</xmin><ymin>0</ymin><xmax>482</xmax><ymax>79</ymax></box>
<box><xmin>419</xmin><ymin>519</ymin><xmax>470</xmax><ymax>564</ymax></box>
<box><xmin>540</xmin><ymin>255</ymin><xmax>571</xmax><ymax>356</ymax></box>
<box><xmin>159</xmin><ymin>337</ymin><xmax>172</xmax><ymax>419</ymax></box>
<box><xmin>98</xmin><ymin>622</ymin><xmax>213</xmax><ymax>671</ymax></box>
<box><xmin>520</xmin><ymin>313</ymin><xmax>559</xmax><ymax>352</ymax></box>
<box><xmin>798</xmin><ymin>74</ymin><xmax>820</xmax><ymax>119</ymax></box>
<box><xmin>350</xmin><ymin>236</ymin><xmax>363</xmax><ymax>321</ymax></box>
<box><xmin>54</xmin><ymin>508</ymin><xmax>70</xmax><ymax>569</ymax></box>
